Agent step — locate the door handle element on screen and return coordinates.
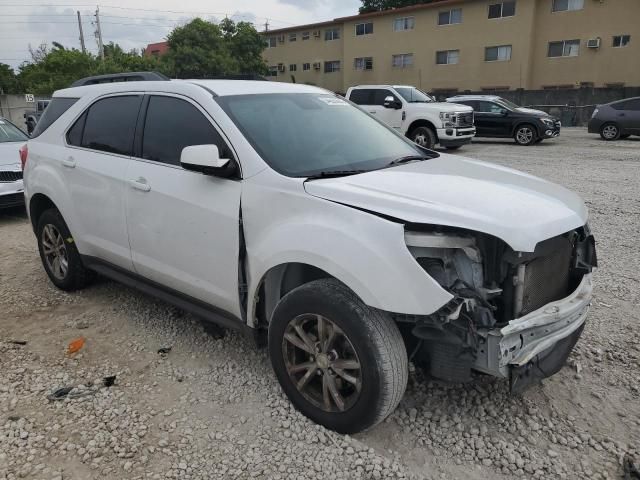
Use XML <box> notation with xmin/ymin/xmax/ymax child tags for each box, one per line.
<box><xmin>129</xmin><ymin>178</ymin><xmax>151</xmax><ymax>192</ymax></box>
<box><xmin>62</xmin><ymin>157</ymin><xmax>76</xmax><ymax>168</ymax></box>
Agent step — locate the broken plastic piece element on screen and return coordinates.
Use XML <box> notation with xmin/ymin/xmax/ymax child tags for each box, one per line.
<box><xmin>67</xmin><ymin>337</ymin><xmax>85</xmax><ymax>355</ymax></box>
<box><xmin>47</xmin><ymin>387</ymin><xmax>73</xmax><ymax>401</ymax></box>
<box><xmin>7</xmin><ymin>340</ymin><xmax>27</xmax><ymax>346</ymax></box>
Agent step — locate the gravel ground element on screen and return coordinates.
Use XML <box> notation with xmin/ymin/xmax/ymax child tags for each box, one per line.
<box><xmin>1</xmin><ymin>128</ymin><xmax>639</xmax><ymax>480</ymax></box>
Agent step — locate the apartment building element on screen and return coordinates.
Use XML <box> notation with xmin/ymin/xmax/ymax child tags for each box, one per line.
<box><xmin>262</xmin><ymin>0</ymin><xmax>640</xmax><ymax>94</ymax></box>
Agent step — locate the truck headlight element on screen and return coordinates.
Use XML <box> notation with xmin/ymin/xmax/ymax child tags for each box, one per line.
<box><xmin>440</xmin><ymin>112</ymin><xmax>461</xmax><ymax>128</ymax></box>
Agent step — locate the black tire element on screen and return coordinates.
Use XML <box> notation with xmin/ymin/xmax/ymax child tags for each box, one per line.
<box><xmin>409</xmin><ymin>126</ymin><xmax>437</xmax><ymax>150</ymax></box>
<box><xmin>268</xmin><ymin>278</ymin><xmax>408</xmax><ymax>434</ymax></box>
<box><xmin>514</xmin><ymin>124</ymin><xmax>538</xmax><ymax>146</ymax></box>
<box><xmin>445</xmin><ymin>145</ymin><xmax>462</xmax><ymax>151</ymax></box>
<box><xmin>36</xmin><ymin>208</ymin><xmax>94</xmax><ymax>291</ymax></box>
<box><xmin>600</xmin><ymin>123</ymin><xmax>621</xmax><ymax>141</ymax></box>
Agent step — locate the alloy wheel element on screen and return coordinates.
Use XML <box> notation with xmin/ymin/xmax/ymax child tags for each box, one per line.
<box><xmin>413</xmin><ymin>134</ymin><xmax>429</xmax><ymax>147</ymax></box>
<box><xmin>602</xmin><ymin>125</ymin><xmax>618</xmax><ymax>140</ymax></box>
<box><xmin>516</xmin><ymin>127</ymin><xmax>534</xmax><ymax>145</ymax></box>
<box><xmin>41</xmin><ymin>224</ymin><xmax>69</xmax><ymax>280</ymax></box>
<box><xmin>282</xmin><ymin>314</ymin><xmax>362</xmax><ymax>413</ymax></box>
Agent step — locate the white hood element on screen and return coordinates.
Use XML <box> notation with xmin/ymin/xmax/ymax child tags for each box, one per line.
<box><xmin>0</xmin><ymin>142</ymin><xmax>23</xmax><ymax>168</ymax></box>
<box><xmin>420</xmin><ymin>102</ymin><xmax>473</xmax><ymax>113</ymax></box>
<box><xmin>304</xmin><ymin>156</ymin><xmax>587</xmax><ymax>252</ymax></box>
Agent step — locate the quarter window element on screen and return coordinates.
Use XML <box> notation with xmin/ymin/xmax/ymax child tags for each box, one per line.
<box><xmin>438</xmin><ymin>9</ymin><xmax>462</xmax><ymax>25</ymax></box>
<box><xmin>488</xmin><ymin>1</ymin><xmax>516</xmax><ymax>19</ymax></box>
<box><xmin>324</xmin><ymin>60</ymin><xmax>341</xmax><ymax>73</ymax></box>
<box><xmin>392</xmin><ymin>53</ymin><xmax>413</xmax><ymax>68</ymax></box>
<box><xmin>475</xmin><ymin>101</ymin><xmax>506</xmax><ymax>114</ymax></box>
<box><xmin>485</xmin><ymin>45</ymin><xmax>512</xmax><ymax>61</ymax></box>
<box><xmin>552</xmin><ymin>0</ymin><xmax>584</xmax><ymax>12</ymax></box>
<box><xmin>355</xmin><ymin>22</ymin><xmax>374</xmax><ymax>36</ymax></box>
<box><xmin>79</xmin><ymin>95</ymin><xmax>142</xmax><ymax>155</ymax></box>
<box><xmin>436</xmin><ymin>50</ymin><xmax>460</xmax><ymax>65</ymax></box>
<box><xmin>349</xmin><ymin>89</ymin><xmax>374</xmax><ymax>105</ymax></box>
<box><xmin>141</xmin><ymin>96</ymin><xmax>229</xmax><ymax>166</ymax></box>
<box><xmin>613</xmin><ymin>35</ymin><xmax>631</xmax><ymax>47</ymax></box>
<box><xmin>548</xmin><ymin>40</ymin><xmax>580</xmax><ymax>57</ymax></box>
<box><xmin>354</xmin><ymin>57</ymin><xmax>374</xmax><ymax>70</ymax></box>
<box><xmin>31</xmin><ymin>97</ymin><xmax>78</xmax><ymax>138</ymax></box>
<box><xmin>325</xmin><ymin>28</ymin><xmax>340</xmax><ymax>41</ymax></box>
<box><xmin>393</xmin><ymin>17</ymin><xmax>415</xmax><ymax>31</ymax></box>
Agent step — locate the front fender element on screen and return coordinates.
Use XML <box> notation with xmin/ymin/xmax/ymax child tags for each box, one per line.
<box><xmin>243</xmin><ymin>177</ymin><xmax>453</xmax><ymax>324</ymax></box>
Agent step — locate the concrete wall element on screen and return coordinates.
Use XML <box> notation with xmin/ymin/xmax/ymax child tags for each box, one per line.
<box><xmin>0</xmin><ymin>94</ymin><xmax>48</xmax><ymax>131</ymax></box>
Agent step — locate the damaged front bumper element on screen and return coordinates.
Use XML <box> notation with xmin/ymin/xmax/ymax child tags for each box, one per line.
<box><xmin>474</xmin><ymin>273</ymin><xmax>593</xmax><ymax>387</ymax></box>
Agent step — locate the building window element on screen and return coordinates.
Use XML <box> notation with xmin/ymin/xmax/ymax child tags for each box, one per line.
<box><xmin>392</xmin><ymin>53</ymin><xmax>413</xmax><ymax>68</ymax></box>
<box><xmin>552</xmin><ymin>0</ymin><xmax>584</xmax><ymax>12</ymax></box>
<box><xmin>324</xmin><ymin>60</ymin><xmax>341</xmax><ymax>73</ymax></box>
<box><xmin>354</xmin><ymin>57</ymin><xmax>374</xmax><ymax>70</ymax></box>
<box><xmin>438</xmin><ymin>8</ymin><xmax>462</xmax><ymax>25</ymax></box>
<box><xmin>325</xmin><ymin>28</ymin><xmax>340</xmax><ymax>41</ymax></box>
<box><xmin>548</xmin><ymin>39</ymin><xmax>580</xmax><ymax>57</ymax></box>
<box><xmin>393</xmin><ymin>17</ymin><xmax>415</xmax><ymax>31</ymax></box>
<box><xmin>289</xmin><ymin>64</ymin><xmax>297</xmax><ymax>72</ymax></box>
<box><xmin>302</xmin><ymin>31</ymin><xmax>310</xmax><ymax>40</ymax></box>
<box><xmin>267</xmin><ymin>66</ymin><xmax>278</xmax><ymax>77</ymax></box>
<box><xmin>613</xmin><ymin>35</ymin><xmax>631</xmax><ymax>48</ymax></box>
<box><xmin>303</xmin><ymin>63</ymin><xmax>311</xmax><ymax>71</ymax></box>
<box><xmin>488</xmin><ymin>1</ymin><xmax>516</xmax><ymax>19</ymax></box>
<box><xmin>355</xmin><ymin>22</ymin><xmax>374</xmax><ymax>36</ymax></box>
<box><xmin>266</xmin><ymin>37</ymin><xmax>277</xmax><ymax>48</ymax></box>
<box><xmin>436</xmin><ymin>50</ymin><xmax>460</xmax><ymax>65</ymax></box>
<box><xmin>289</xmin><ymin>33</ymin><xmax>297</xmax><ymax>42</ymax></box>
<box><xmin>485</xmin><ymin>45</ymin><xmax>512</xmax><ymax>61</ymax></box>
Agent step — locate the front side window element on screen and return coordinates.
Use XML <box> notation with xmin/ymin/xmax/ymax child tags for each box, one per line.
<box><xmin>75</xmin><ymin>95</ymin><xmax>141</xmax><ymax>155</ymax></box>
<box><xmin>436</xmin><ymin>50</ymin><xmax>460</xmax><ymax>65</ymax></box>
<box><xmin>392</xmin><ymin>53</ymin><xmax>414</xmax><ymax>68</ymax></box>
<box><xmin>324</xmin><ymin>61</ymin><xmax>341</xmax><ymax>73</ymax></box>
<box><xmin>548</xmin><ymin>39</ymin><xmax>580</xmax><ymax>57</ymax></box>
<box><xmin>31</xmin><ymin>97</ymin><xmax>78</xmax><ymax>138</ymax></box>
<box><xmin>0</xmin><ymin>119</ymin><xmax>28</xmax><ymax>143</ymax></box>
<box><xmin>355</xmin><ymin>22</ymin><xmax>374</xmax><ymax>36</ymax></box>
<box><xmin>393</xmin><ymin>17</ymin><xmax>415</xmax><ymax>31</ymax></box>
<box><xmin>395</xmin><ymin>87</ymin><xmax>434</xmax><ymax>103</ymax></box>
<box><xmin>354</xmin><ymin>57</ymin><xmax>373</xmax><ymax>71</ymax></box>
<box><xmin>216</xmin><ymin>93</ymin><xmax>425</xmax><ymax>177</ymax></box>
<box><xmin>438</xmin><ymin>8</ymin><xmax>462</xmax><ymax>25</ymax></box>
<box><xmin>613</xmin><ymin>35</ymin><xmax>631</xmax><ymax>47</ymax></box>
<box><xmin>488</xmin><ymin>1</ymin><xmax>516</xmax><ymax>18</ymax></box>
<box><xmin>552</xmin><ymin>0</ymin><xmax>584</xmax><ymax>12</ymax></box>
<box><xmin>141</xmin><ymin>96</ymin><xmax>229</xmax><ymax>166</ymax></box>
<box><xmin>485</xmin><ymin>45</ymin><xmax>512</xmax><ymax>61</ymax></box>
<box><xmin>325</xmin><ymin>28</ymin><xmax>340</xmax><ymax>41</ymax></box>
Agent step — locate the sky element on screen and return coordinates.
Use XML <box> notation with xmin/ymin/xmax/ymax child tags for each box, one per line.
<box><xmin>0</xmin><ymin>0</ymin><xmax>361</xmax><ymax>70</ymax></box>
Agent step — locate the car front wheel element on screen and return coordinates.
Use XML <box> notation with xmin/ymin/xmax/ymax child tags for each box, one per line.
<box><xmin>409</xmin><ymin>126</ymin><xmax>437</xmax><ymax>150</ymax></box>
<box><xmin>514</xmin><ymin>124</ymin><xmax>537</xmax><ymax>146</ymax></box>
<box><xmin>269</xmin><ymin>278</ymin><xmax>408</xmax><ymax>434</ymax></box>
<box><xmin>600</xmin><ymin>123</ymin><xmax>621</xmax><ymax>141</ymax></box>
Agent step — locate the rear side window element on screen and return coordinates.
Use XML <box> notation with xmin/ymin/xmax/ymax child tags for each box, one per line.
<box><xmin>613</xmin><ymin>99</ymin><xmax>640</xmax><ymax>111</ymax></box>
<box><xmin>349</xmin><ymin>89</ymin><xmax>374</xmax><ymax>105</ymax></box>
<box><xmin>141</xmin><ymin>96</ymin><xmax>230</xmax><ymax>166</ymax></box>
<box><xmin>79</xmin><ymin>96</ymin><xmax>142</xmax><ymax>155</ymax></box>
<box><xmin>31</xmin><ymin>97</ymin><xmax>78</xmax><ymax>138</ymax></box>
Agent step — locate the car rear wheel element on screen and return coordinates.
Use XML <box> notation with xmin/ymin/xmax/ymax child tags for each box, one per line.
<box><xmin>268</xmin><ymin>278</ymin><xmax>408</xmax><ymax>434</ymax></box>
<box><xmin>600</xmin><ymin>123</ymin><xmax>621</xmax><ymax>141</ymax></box>
<box><xmin>514</xmin><ymin>124</ymin><xmax>537</xmax><ymax>146</ymax></box>
<box><xmin>36</xmin><ymin>209</ymin><xmax>94</xmax><ymax>291</ymax></box>
<box><xmin>409</xmin><ymin>126</ymin><xmax>437</xmax><ymax>150</ymax></box>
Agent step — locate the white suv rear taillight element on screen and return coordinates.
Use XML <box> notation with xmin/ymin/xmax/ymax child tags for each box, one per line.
<box><xmin>19</xmin><ymin>144</ymin><xmax>28</xmax><ymax>171</ymax></box>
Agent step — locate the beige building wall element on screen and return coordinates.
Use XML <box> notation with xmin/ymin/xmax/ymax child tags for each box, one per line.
<box><xmin>262</xmin><ymin>0</ymin><xmax>640</xmax><ymax>93</ymax></box>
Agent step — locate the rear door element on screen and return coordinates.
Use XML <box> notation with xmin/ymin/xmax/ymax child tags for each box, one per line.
<box><xmin>618</xmin><ymin>99</ymin><xmax>640</xmax><ymax>134</ymax></box>
<box><xmin>64</xmin><ymin>94</ymin><xmax>142</xmax><ymax>270</ymax></box>
<box><xmin>125</xmin><ymin>94</ymin><xmax>242</xmax><ymax>317</ymax></box>
<box><xmin>474</xmin><ymin>101</ymin><xmax>510</xmax><ymax>136</ymax></box>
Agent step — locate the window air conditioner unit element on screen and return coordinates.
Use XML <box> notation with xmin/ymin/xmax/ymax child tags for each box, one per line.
<box><xmin>278</xmin><ymin>64</ymin><xmax>286</xmax><ymax>72</ymax></box>
<box><xmin>313</xmin><ymin>62</ymin><xmax>321</xmax><ymax>70</ymax></box>
<box><xmin>313</xmin><ymin>30</ymin><xmax>321</xmax><ymax>38</ymax></box>
<box><xmin>587</xmin><ymin>38</ymin><xmax>600</xmax><ymax>49</ymax></box>
<box><xmin>278</xmin><ymin>35</ymin><xmax>285</xmax><ymax>43</ymax></box>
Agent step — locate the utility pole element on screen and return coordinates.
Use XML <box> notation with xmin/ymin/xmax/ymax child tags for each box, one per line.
<box><xmin>77</xmin><ymin>11</ymin><xmax>86</xmax><ymax>54</ymax></box>
<box><xmin>264</xmin><ymin>19</ymin><xmax>269</xmax><ymax>32</ymax></box>
<box><xmin>94</xmin><ymin>6</ymin><xmax>104</xmax><ymax>60</ymax></box>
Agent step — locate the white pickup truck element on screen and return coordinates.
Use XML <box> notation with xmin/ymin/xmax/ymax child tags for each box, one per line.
<box><xmin>346</xmin><ymin>85</ymin><xmax>476</xmax><ymax>150</ymax></box>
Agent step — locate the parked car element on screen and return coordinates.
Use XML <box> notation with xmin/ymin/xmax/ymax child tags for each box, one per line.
<box><xmin>0</xmin><ymin>117</ymin><xmax>27</xmax><ymax>209</ymax></box>
<box><xmin>346</xmin><ymin>85</ymin><xmax>475</xmax><ymax>150</ymax></box>
<box><xmin>588</xmin><ymin>97</ymin><xmax>640</xmax><ymax>141</ymax></box>
<box><xmin>24</xmin><ymin>99</ymin><xmax>51</xmax><ymax>135</ymax></box>
<box><xmin>447</xmin><ymin>95</ymin><xmax>561</xmax><ymax>146</ymax></box>
<box><xmin>24</xmin><ymin>76</ymin><xmax>597</xmax><ymax>434</ymax></box>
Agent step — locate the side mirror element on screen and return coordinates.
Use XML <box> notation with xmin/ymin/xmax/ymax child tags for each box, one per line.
<box><xmin>384</xmin><ymin>96</ymin><xmax>402</xmax><ymax>110</ymax></box>
<box><xmin>180</xmin><ymin>145</ymin><xmax>237</xmax><ymax>178</ymax></box>
<box><xmin>500</xmin><ymin>109</ymin><xmax>509</xmax><ymax>116</ymax></box>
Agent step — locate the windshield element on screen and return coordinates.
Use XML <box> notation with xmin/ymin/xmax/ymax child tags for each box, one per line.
<box><xmin>496</xmin><ymin>98</ymin><xmax>520</xmax><ymax>110</ymax></box>
<box><xmin>216</xmin><ymin>93</ymin><xmax>427</xmax><ymax>177</ymax></box>
<box><xmin>0</xmin><ymin>119</ymin><xmax>28</xmax><ymax>143</ymax></box>
<box><xmin>395</xmin><ymin>87</ymin><xmax>434</xmax><ymax>103</ymax></box>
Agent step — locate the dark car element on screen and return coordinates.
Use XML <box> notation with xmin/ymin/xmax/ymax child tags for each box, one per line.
<box><xmin>588</xmin><ymin>97</ymin><xmax>640</xmax><ymax>141</ymax></box>
<box><xmin>446</xmin><ymin>95</ymin><xmax>561</xmax><ymax>146</ymax></box>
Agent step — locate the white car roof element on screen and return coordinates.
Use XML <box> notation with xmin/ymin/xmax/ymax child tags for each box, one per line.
<box><xmin>53</xmin><ymin>79</ymin><xmax>331</xmax><ymax>99</ymax></box>
<box><xmin>350</xmin><ymin>85</ymin><xmax>415</xmax><ymax>90</ymax></box>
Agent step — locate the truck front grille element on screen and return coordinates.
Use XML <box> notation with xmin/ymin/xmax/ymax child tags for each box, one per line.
<box><xmin>0</xmin><ymin>171</ymin><xmax>22</xmax><ymax>183</ymax></box>
<box><xmin>457</xmin><ymin>113</ymin><xmax>474</xmax><ymax>128</ymax></box>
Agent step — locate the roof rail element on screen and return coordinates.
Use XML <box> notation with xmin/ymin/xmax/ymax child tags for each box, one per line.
<box><xmin>70</xmin><ymin>71</ymin><xmax>170</xmax><ymax>87</ymax></box>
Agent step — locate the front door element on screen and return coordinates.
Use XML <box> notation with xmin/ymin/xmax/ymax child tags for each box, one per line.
<box><xmin>372</xmin><ymin>89</ymin><xmax>404</xmax><ymax>130</ymax></box>
<box><xmin>125</xmin><ymin>94</ymin><xmax>242</xmax><ymax>318</ymax></box>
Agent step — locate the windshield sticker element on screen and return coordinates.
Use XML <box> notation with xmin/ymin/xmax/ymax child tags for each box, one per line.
<box><xmin>318</xmin><ymin>96</ymin><xmax>348</xmax><ymax>106</ymax></box>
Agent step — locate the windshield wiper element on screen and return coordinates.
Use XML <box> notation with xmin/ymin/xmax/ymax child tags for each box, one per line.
<box><xmin>387</xmin><ymin>155</ymin><xmax>427</xmax><ymax>167</ymax></box>
<box><xmin>305</xmin><ymin>170</ymin><xmax>368</xmax><ymax>180</ymax></box>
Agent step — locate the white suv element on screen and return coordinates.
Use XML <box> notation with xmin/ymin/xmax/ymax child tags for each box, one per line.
<box><xmin>23</xmin><ymin>77</ymin><xmax>597</xmax><ymax>434</ymax></box>
<box><xmin>346</xmin><ymin>85</ymin><xmax>475</xmax><ymax>150</ymax></box>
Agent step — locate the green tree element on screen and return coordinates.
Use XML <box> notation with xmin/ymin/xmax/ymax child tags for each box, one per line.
<box><xmin>0</xmin><ymin>63</ymin><xmax>19</xmax><ymax>94</ymax></box>
<box><xmin>359</xmin><ymin>0</ymin><xmax>437</xmax><ymax>13</ymax></box>
<box><xmin>18</xmin><ymin>48</ymin><xmax>96</xmax><ymax>94</ymax></box>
